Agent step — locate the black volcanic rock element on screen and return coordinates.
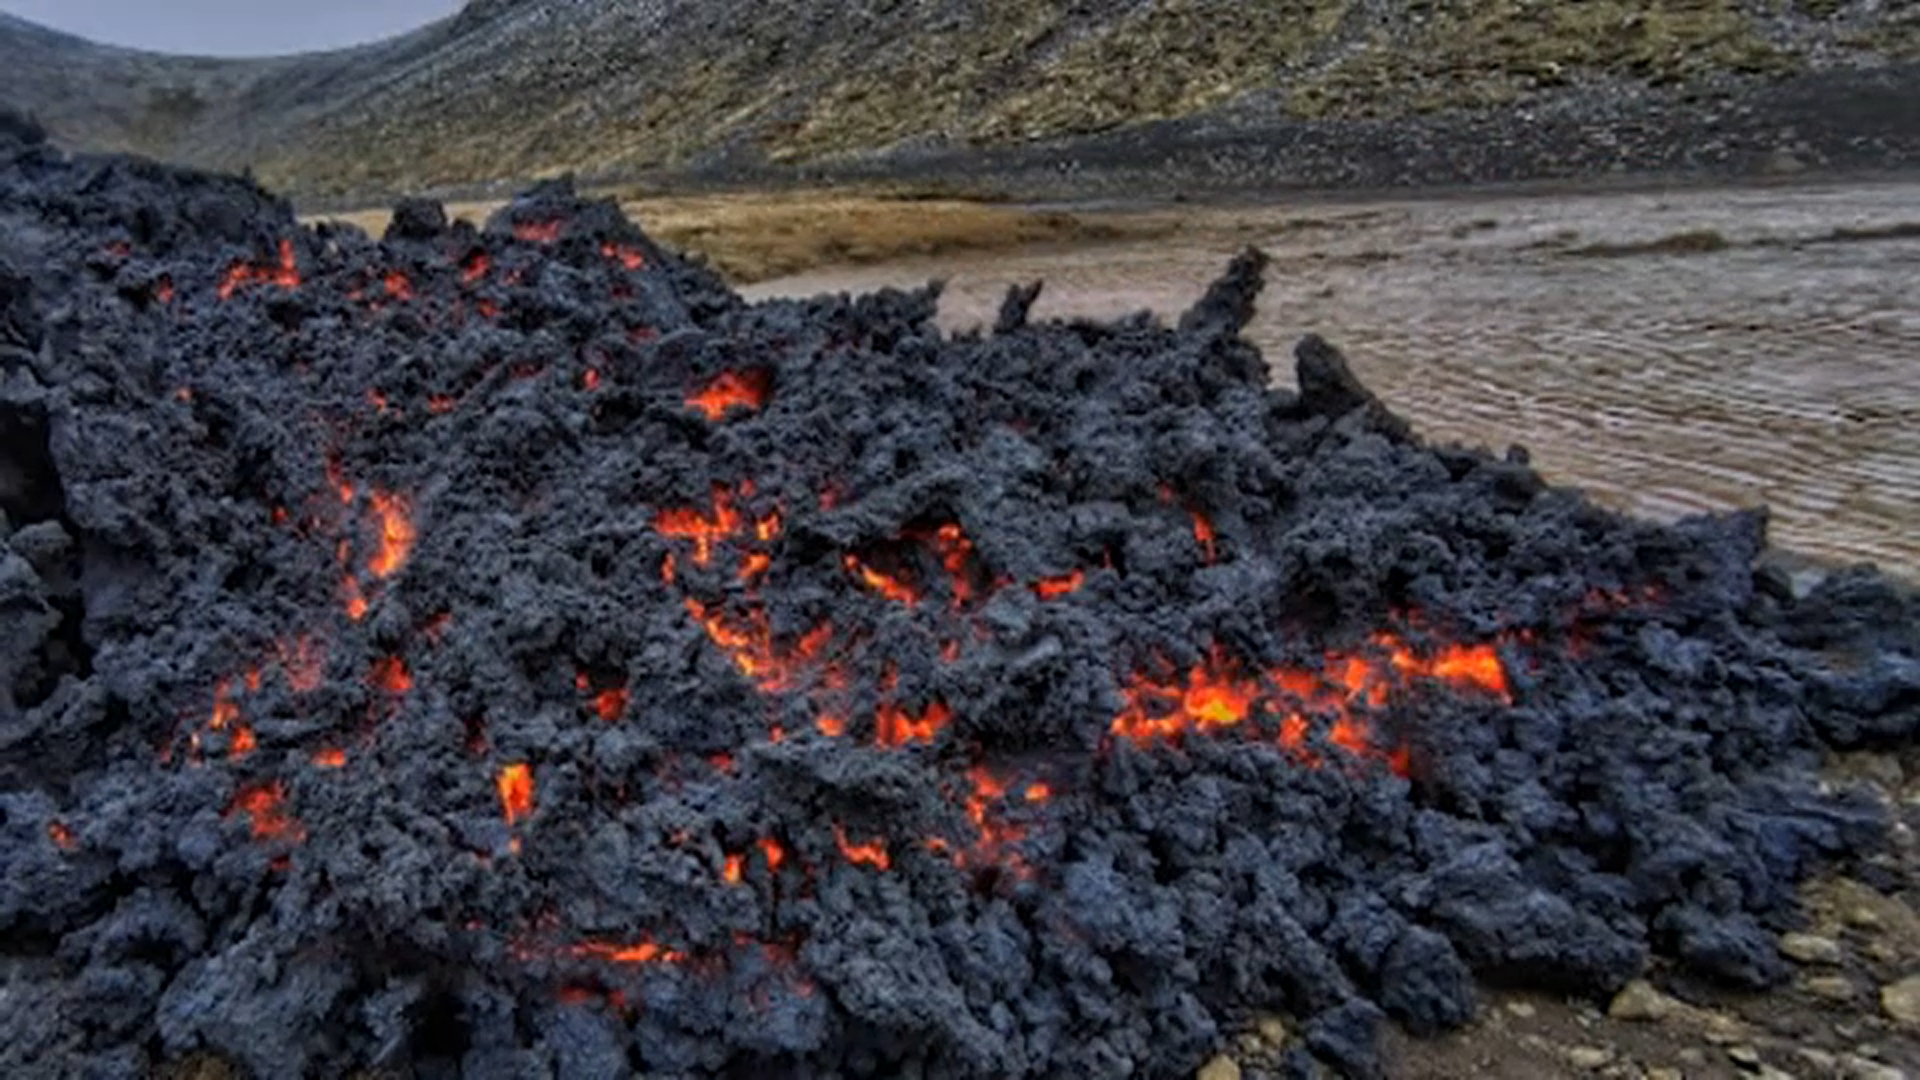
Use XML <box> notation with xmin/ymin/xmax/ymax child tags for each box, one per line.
<box><xmin>1</xmin><ymin>127</ymin><xmax>1917</xmax><ymax>1080</ymax></box>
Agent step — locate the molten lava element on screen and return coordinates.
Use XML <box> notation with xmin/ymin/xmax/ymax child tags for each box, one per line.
<box><xmin>833</xmin><ymin>824</ymin><xmax>891</xmax><ymax>870</ymax></box>
<box><xmin>873</xmin><ymin>700</ymin><xmax>951</xmax><ymax>747</ymax></box>
<box><xmin>365</xmin><ymin>491</ymin><xmax>415</xmax><ymax>578</ymax></box>
<box><xmin>215</xmin><ymin>238</ymin><xmax>300</xmax><ymax>300</ymax></box>
<box><xmin>497</xmin><ymin>763</ymin><xmax>534</xmax><ymax>826</ymax></box>
<box><xmin>654</xmin><ymin>485</ymin><xmax>745</xmax><ymax>566</ymax></box>
<box><xmin>226</xmin><ymin>781</ymin><xmax>304</xmax><ymax>844</ymax></box>
<box><xmin>686</xmin><ymin>369</ymin><xmax>771</xmax><ymax>421</ymax></box>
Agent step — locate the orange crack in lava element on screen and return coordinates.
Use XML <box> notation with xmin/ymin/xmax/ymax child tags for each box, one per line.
<box><xmin>460</xmin><ymin>251</ymin><xmax>490</xmax><ymax>283</ymax></box>
<box><xmin>758</xmin><ymin>836</ymin><xmax>787</xmax><ymax>873</ymax></box>
<box><xmin>497</xmin><ymin>763</ymin><xmax>534</xmax><ymax>827</ymax></box>
<box><xmin>686</xmin><ymin>369</ymin><xmax>771</xmax><ymax>421</ymax></box>
<box><xmin>874</xmin><ymin>700</ymin><xmax>950</xmax><ymax>747</ymax></box>
<box><xmin>723</xmin><ymin>853</ymin><xmax>745</xmax><ymax>885</ymax></box>
<box><xmin>1109</xmin><ymin>635</ymin><xmax>1510</xmax><ymax>773</ymax></box>
<box><xmin>928</xmin><ymin>523</ymin><xmax>976</xmax><ymax>607</ymax></box>
<box><xmin>654</xmin><ymin>485</ymin><xmax>744</xmax><ymax>566</ymax></box>
<box><xmin>343</xmin><ymin>577</ymin><xmax>369</xmax><ymax>621</ymax></box>
<box><xmin>370</xmin><ymin>656</ymin><xmax>412</xmax><ymax>694</ymax></box>
<box><xmin>953</xmin><ymin>766</ymin><xmax>1044</xmax><ymax>876</ymax></box>
<box><xmin>366</xmin><ymin>490</ymin><xmax>415</xmax><ymax>578</ymax></box>
<box><xmin>207</xmin><ymin>678</ymin><xmax>256</xmax><ymax>759</ymax></box>
<box><xmin>382</xmin><ymin>271</ymin><xmax>413</xmax><ymax>301</ymax></box>
<box><xmin>46</xmin><ymin>821</ymin><xmax>76</xmax><ymax>850</ymax></box>
<box><xmin>681</xmin><ymin>598</ymin><xmax>830</xmax><ymax>692</ymax></box>
<box><xmin>216</xmin><ymin>238</ymin><xmax>300</xmax><ymax>300</ymax></box>
<box><xmin>1191</xmin><ymin>512</ymin><xmax>1217</xmax><ymax>563</ymax></box>
<box><xmin>601</xmin><ymin>241</ymin><xmax>646</xmax><ymax>270</ymax></box>
<box><xmin>513</xmin><ymin>220</ymin><xmax>563</xmax><ymax>244</ymax></box>
<box><xmin>843</xmin><ymin>555</ymin><xmax>918</xmax><ymax>606</ymax></box>
<box><xmin>833</xmin><ymin>824</ymin><xmax>891</xmax><ymax>870</ymax></box>
<box><xmin>1032</xmin><ymin>569</ymin><xmax>1084</xmax><ymax>599</ymax></box>
<box><xmin>227</xmin><ymin>781</ymin><xmax>304</xmax><ymax>843</ymax></box>
<box><xmin>311</xmin><ymin>748</ymin><xmax>347</xmax><ymax>769</ymax></box>
<box><xmin>593</xmin><ymin>688</ymin><xmax>628</xmax><ymax>722</ymax></box>
<box><xmin>569</xmin><ymin>937</ymin><xmax>686</xmax><ymax>966</ymax></box>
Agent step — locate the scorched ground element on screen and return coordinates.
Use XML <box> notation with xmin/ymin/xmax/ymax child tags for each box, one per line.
<box><xmin>1</xmin><ymin>113</ymin><xmax>1917</xmax><ymax>1079</ymax></box>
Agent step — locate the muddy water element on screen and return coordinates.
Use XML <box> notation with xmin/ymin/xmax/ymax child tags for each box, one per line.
<box><xmin>742</xmin><ymin>180</ymin><xmax>1920</xmax><ymax>578</ymax></box>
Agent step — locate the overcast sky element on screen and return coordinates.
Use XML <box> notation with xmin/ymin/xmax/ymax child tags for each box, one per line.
<box><xmin>0</xmin><ymin>0</ymin><xmax>462</xmax><ymax>56</ymax></box>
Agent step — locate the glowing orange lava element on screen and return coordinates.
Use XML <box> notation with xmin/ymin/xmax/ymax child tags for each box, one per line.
<box><xmin>816</xmin><ymin>713</ymin><xmax>846</xmax><ymax>737</ymax></box>
<box><xmin>497</xmin><ymin>763</ymin><xmax>534</xmax><ymax>826</ymax></box>
<box><xmin>601</xmin><ymin>241</ymin><xmax>646</xmax><ymax>270</ymax></box>
<box><xmin>929</xmin><ymin>523</ymin><xmax>975</xmax><ymax>606</ymax></box>
<box><xmin>366</xmin><ymin>490</ymin><xmax>415</xmax><ymax>578</ymax></box>
<box><xmin>227</xmin><ymin>781</ymin><xmax>304</xmax><ymax>843</ymax></box>
<box><xmin>382</xmin><ymin>271</ymin><xmax>413</xmax><ymax>301</ymax></box>
<box><xmin>843</xmin><ymin>555</ymin><xmax>919</xmax><ymax>606</ymax></box>
<box><xmin>654</xmin><ymin>485</ymin><xmax>744</xmax><ymax>566</ymax></box>
<box><xmin>593</xmin><ymin>688</ymin><xmax>628</xmax><ymax>722</ymax></box>
<box><xmin>513</xmin><ymin>220</ymin><xmax>563</xmax><ymax>244</ymax></box>
<box><xmin>343</xmin><ymin>576</ymin><xmax>369</xmax><ymax>621</ymax></box>
<box><xmin>833</xmin><ymin>824</ymin><xmax>891</xmax><ymax>870</ymax></box>
<box><xmin>758</xmin><ymin>836</ymin><xmax>787</xmax><ymax>873</ymax></box>
<box><xmin>874</xmin><ymin>700</ymin><xmax>950</xmax><ymax>747</ymax></box>
<box><xmin>1191</xmin><ymin>512</ymin><xmax>1217</xmax><ymax>563</ymax></box>
<box><xmin>216</xmin><ymin>238</ymin><xmax>300</xmax><ymax>300</ymax></box>
<box><xmin>1109</xmin><ymin>635</ymin><xmax>1509</xmax><ymax>773</ymax></box>
<box><xmin>370</xmin><ymin>656</ymin><xmax>412</xmax><ymax>693</ymax></box>
<box><xmin>570</xmin><ymin>937</ymin><xmax>685</xmax><ymax>966</ymax></box>
<box><xmin>686</xmin><ymin>369</ymin><xmax>771</xmax><ymax>421</ymax></box>
<box><xmin>723</xmin><ymin>853</ymin><xmax>745</xmax><ymax>885</ymax></box>
<box><xmin>460</xmin><ymin>252</ymin><xmax>490</xmax><ymax>283</ymax></box>
<box><xmin>1032</xmin><ymin>570</ymin><xmax>1084</xmax><ymax>599</ymax></box>
<box><xmin>311</xmin><ymin>748</ymin><xmax>347</xmax><ymax>769</ymax></box>
<box><xmin>46</xmin><ymin>821</ymin><xmax>76</xmax><ymax>850</ymax></box>
<box><xmin>681</xmin><ymin>598</ymin><xmax>830</xmax><ymax>691</ymax></box>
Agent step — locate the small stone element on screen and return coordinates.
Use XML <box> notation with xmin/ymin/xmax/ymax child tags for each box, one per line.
<box><xmin>1804</xmin><ymin>975</ymin><xmax>1857</xmax><ymax>1002</ymax></box>
<box><xmin>1566</xmin><ymin>1046</ymin><xmax>1613</xmax><ymax>1070</ymax></box>
<box><xmin>1796</xmin><ymin>1048</ymin><xmax>1837</xmax><ymax>1071</ymax></box>
<box><xmin>1679</xmin><ymin>1048</ymin><xmax>1708</xmax><ymax>1065</ymax></box>
<box><xmin>1727</xmin><ymin>1045</ymin><xmax>1762</xmax><ymax>1069</ymax></box>
<box><xmin>1780</xmin><ymin>933</ymin><xmax>1846</xmax><ymax>965</ymax></box>
<box><xmin>1506</xmin><ymin>1000</ymin><xmax>1537</xmax><ymax>1019</ymax></box>
<box><xmin>1880</xmin><ymin>976</ymin><xmax>1920</xmax><ymax>1028</ymax></box>
<box><xmin>1255</xmin><ymin>1016</ymin><xmax>1288</xmax><ymax>1047</ymax></box>
<box><xmin>1842</xmin><ymin>1056</ymin><xmax>1910</xmax><ymax>1080</ymax></box>
<box><xmin>1609</xmin><ymin>980</ymin><xmax>1682</xmax><ymax>1022</ymax></box>
<box><xmin>1196</xmin><ymin>1054</ymin><xmax>1241</xmax><ymax>1080</ymax></box>
<box><xmin>1846</xmin><ymin>904</ymin><xmax>1885</xmax><ymax>930</ymax></box>
<box><xmin>1703</xmin><ymin>1013</ymin><xmax>1749</xmax><ymax>1045</ymax></box>
<box><xmin>1647</xmin><ymin>1069</ymin><xmax>1683</xmax><ymax>1080</ymax></box>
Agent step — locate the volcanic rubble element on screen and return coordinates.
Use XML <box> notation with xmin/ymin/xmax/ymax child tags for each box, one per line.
<box><xmin>2</xmin><ymin>112</ymin><xmax>1918</xmax><ymax>1080</ymax></box>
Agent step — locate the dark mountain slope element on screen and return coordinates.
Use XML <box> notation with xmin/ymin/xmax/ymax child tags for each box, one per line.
<box><xmin>1</xmin><ymin>1</ymin><xmax>1917</xmax><ymax>203</ymax></box>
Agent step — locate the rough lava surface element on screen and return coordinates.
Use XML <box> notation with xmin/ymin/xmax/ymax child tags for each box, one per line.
<box><xmin>1</xmin><ymin>112</ymin><xmax>1917</xmax><ymax>1079</ymax></box>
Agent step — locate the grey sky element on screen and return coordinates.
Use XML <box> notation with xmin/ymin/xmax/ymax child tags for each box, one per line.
<box><xmin>0</xmin><ymin>0</ymin><xmax>462</xmax><ymax>57</ymax></box>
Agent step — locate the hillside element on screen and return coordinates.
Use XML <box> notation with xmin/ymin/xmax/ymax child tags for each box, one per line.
<box><xmin>2</xmin><ymin>0</ymin><xmax>1918</xmax><ymax>204</ymax></box>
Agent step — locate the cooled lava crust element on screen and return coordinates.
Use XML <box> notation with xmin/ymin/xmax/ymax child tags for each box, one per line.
<box><xmin>2</xmin><ymin>112</ymin><xmax>1917</xmax><ymax>1080</ymax></box>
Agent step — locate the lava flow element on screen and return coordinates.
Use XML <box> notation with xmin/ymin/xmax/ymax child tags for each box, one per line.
<box><xmin>4</xmin><ymin>125</ymin><xmax>1916</xmax><ymax>1080</ymax></box>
